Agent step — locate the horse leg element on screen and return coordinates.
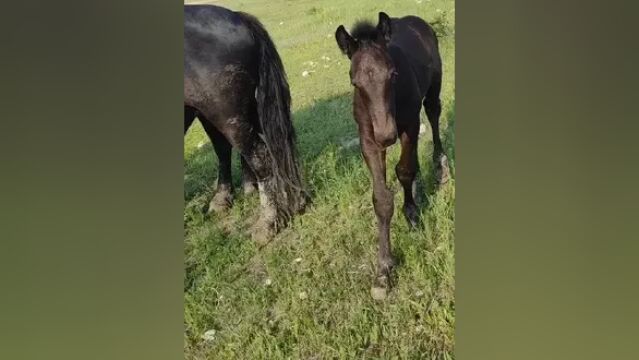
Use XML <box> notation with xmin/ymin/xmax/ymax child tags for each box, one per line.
<box><xmin>200</xmin><ymin>116</ymin><xmax>234</xmax><ymax>213</ymax></box>
<box><xmin>200</xmin><ymin>110</ymin><xmax>278</xmax><ymax>243</ymax></box>
<box><xmin>184</xmin><ymin>106</ymin><xmax>196</xmax><ymax>134</ymax></box>
<box><xmin>242</xmin><ymin>140</ymin><xmax>279</xmax><ymax>244</ymax></box>
<box><xmin>424</xmin><ymin>75</ymin><xmax>450</xmax><ymax>185</ymax></box>
<box><xmin>361</xmin><ymin>138</ymin><xmax>395</xmax><ymax>299</ymax></box>
<box><xmin>396</xmin><ymin>124</ymin><xmax>420</xmax><ymax>228</ymax></box>
<box><xmin>241</xmin><ymin>157</ymin><xmax>258</xmax><ymax>195</ymax></box>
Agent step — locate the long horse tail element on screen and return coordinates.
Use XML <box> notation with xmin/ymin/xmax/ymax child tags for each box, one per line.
<box><xmin>237</xmin><ymin>11</ymin><xmax>307</xmax><ymax>222</ymax></box>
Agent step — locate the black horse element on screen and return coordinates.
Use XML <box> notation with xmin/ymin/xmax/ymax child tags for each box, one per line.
<box><xmin>184</xmin><ymin>5</ymin><xmax>306</xmax><ymax>242</ymax></box>
<box><xmin>336</xmin><ymin>12</ymin><xmax>450</xmax><ymax>298</ymax></box>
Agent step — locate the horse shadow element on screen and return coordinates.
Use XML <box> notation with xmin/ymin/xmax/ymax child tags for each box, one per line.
<box><xmin>184</xmin><ymin>93</ymin><xmax>360</xmax><ymax>207</ymax></box>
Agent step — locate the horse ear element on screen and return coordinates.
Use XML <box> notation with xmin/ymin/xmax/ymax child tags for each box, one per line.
<box><xmin>377</xmin><ymin>12</ymin><xmax>392</xmax><ymax>43</ymax></box>
<box><xmin>335</xmin><ymin>25</ymin><xmax>356</xmax><ymax>58</ymax></box>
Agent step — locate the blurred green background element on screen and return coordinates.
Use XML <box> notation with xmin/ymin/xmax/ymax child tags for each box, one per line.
<box><xmin>3</xmin><ymin>1</ymin><xmax>639</xmax><ymax>359</ymax></box>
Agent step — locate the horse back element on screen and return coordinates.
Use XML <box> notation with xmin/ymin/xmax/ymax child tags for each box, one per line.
<box><xmin>184</xmin><ymin>5</ymin><xmax>256</xmax><ymax>66</ymax></box>
<box><xmin>184</xmin><ymin>5</ymin><xmax>259</xmax><ymax>110</ymax></box>
<box><xmin>389</xmin><ymin>15</ymin><xmax>441</xmax><ymax>98</ymax></box>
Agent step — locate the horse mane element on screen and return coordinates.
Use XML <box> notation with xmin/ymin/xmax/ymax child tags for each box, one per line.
<box><xmin>351</xmin><ymin>20</ymin><xmax>379</xmax><ymax>42</ymax></box>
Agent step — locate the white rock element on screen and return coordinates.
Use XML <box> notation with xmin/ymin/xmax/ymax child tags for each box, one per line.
<box><xmin>201</xmin><ymin>329</ymin><xmax>216</xmax><ymax>341</ymax></box>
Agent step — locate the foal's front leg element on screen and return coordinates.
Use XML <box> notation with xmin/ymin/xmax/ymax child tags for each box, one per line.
<box><xmin>361</xmin><ymin>138</ymin><xmax>395</xmax><ymax>299</ymax></box>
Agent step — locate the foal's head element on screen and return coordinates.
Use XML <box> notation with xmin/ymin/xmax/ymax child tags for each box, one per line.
<box><xmin>336</xmin><ymin>12</ymin><xmax>398</xmax><ymax>148</ymax></box>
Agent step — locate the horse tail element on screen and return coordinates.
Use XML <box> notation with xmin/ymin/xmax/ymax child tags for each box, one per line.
<box><xmin>237</xmin><ymin>12</ymin><xmax>307</xmax><ymax>222</ymax></box>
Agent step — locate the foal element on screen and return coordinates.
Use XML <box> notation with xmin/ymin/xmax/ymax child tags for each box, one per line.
<box><xmin>336</xmin><ymin>12</ymin><xmax>449</xmax><ymax>297</ymax></box>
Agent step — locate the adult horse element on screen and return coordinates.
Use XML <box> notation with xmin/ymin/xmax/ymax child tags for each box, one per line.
<box><xmin>335</xmin><ymin>12</ymin><xmax>450</xmax><ymax>298</ymax></box>
<box><xmin>184</xmin><ymin>5</ymin><xmax>306</xmax><ymax>242</ymax></box>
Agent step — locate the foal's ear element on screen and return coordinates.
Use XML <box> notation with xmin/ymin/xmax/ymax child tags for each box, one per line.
<box><xmin>377</xmin><ymin>12</ymin><xmax>392</xmax><ymax>43</ymax></box>
<box><xmin>335</xmin><ymin>25</ymin><xmax>357</xmax><ymax>58</ymax></box>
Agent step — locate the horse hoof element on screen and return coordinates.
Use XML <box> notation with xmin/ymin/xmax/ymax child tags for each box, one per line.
<box><xmin>371</xmin><ymin>274</ymin><xmax>391</xmax><ymax>300</ymax></box>
<box><xmin>243</xmin><ymin>182</ymin><xmax>257</xmax><ymax>196</ymax></box>
<box><xmin>251</xmin><ymin>228</ymin><xmax>274</xmax><ymax>245</ymax></box>
<box><xmin>208</xmin><ymin>190</ymin><xmax>233</xmax><ymax>214</ymax></box>
<box><xmin>404</xmin><ymin>204</ymin><xmax>420</xmax><ymax>229</ymax></box>
<box><xmin>436</xmin><ymin>154</ymin><xmax>450</xmax><ymax>185</ymax></box>
<box><xmin>371</xmin><ymin>286</ymin><xmax>388</xmax><ymax>300</ymax></box>
<box><xmin>250</xmin><ymin>219</ymin><xmax>275</xmax><ymax>245</ymax></box>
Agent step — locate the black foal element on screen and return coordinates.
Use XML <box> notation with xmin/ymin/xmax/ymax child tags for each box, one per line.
<box><xmin>336</xmin><ymin>12</ymin><xmax>449</xmax><ymax>298</ymax></box>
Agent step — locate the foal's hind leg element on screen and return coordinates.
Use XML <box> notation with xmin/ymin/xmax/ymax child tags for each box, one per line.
<box><xmin>200</xmin><ymin>117</ymin><xmax>234</xmax><ymax>213</ymax></box>
<box><xmin>424</xmin><ymin>75</ymin><xmax>450</xmax><ymax>185</ymax></box>
<box><xmin>396</xmin><ymin>125</ymin><xmax>420</xmax><ymax>228</ymax></box>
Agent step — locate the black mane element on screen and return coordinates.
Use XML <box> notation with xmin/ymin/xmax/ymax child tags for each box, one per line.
<box><xmin>351</xmin><ymin>20</ymin><xmax>378</xmax><ymax>42</ymax></box>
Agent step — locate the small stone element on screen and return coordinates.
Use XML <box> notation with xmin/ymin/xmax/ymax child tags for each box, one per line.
<box><xmin>302</xmin><ymin>71</ymin><xmax>310</xmax><ymax>77</ymax></box>
<box><xmin>201</xmin><ymin>329</ymin><xmax>216</xmax><ymax>341</ymax></box>
<box><xmin>294</xmin><ymin>257</ymin><xmax>302</xmax><ymax>263</ymax></box>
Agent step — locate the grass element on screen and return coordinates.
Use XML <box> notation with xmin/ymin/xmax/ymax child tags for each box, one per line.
<box><xmin>184</xmin><ymin>0</ymin><xmax>455</xmax><ymax>358</ymax></box>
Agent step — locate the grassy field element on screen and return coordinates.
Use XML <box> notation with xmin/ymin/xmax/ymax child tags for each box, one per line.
<box><xmin>184</xmin><ymin>0</ymin><xmax>455</xmax><ymax>358</ymax></box>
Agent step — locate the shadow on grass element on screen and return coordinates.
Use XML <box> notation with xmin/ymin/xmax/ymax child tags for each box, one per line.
<box><xmin>183</xmin><ymin>95</ymin><xmax>454</xmax><ymax>259</ymax></box>
<box><xmin>184</xmin><ymin>93</ymin><xmax>359</xmax><ymax>204</ymax></box>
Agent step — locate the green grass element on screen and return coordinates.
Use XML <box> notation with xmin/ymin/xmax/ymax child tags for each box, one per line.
<box><xmin>184</xmin><ymin>0</ymin><xmax>455</xmax><ymax>358</ymax></box>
